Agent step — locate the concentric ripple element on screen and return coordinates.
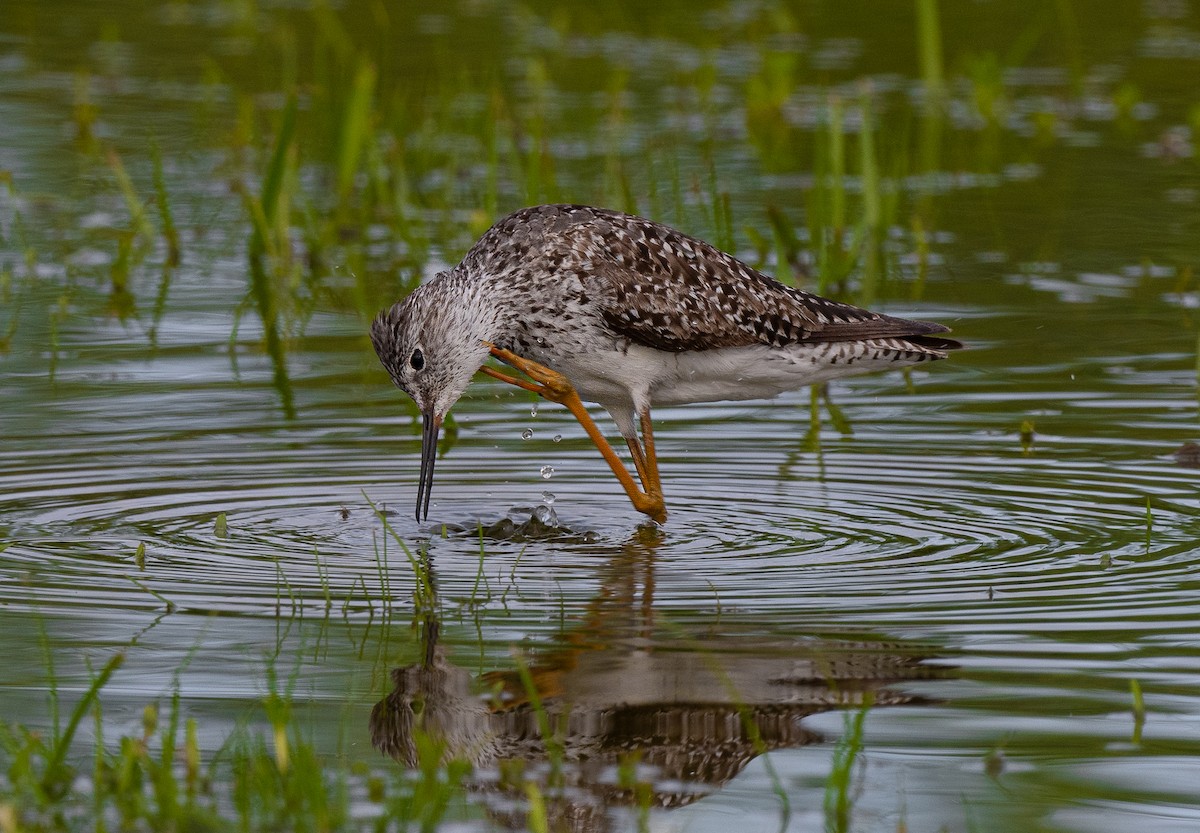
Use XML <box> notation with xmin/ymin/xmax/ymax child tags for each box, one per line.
<box><xmin>7</xmin><ymin>332</ymin><xmax>1200</xmax><ymax>637</ymax></box>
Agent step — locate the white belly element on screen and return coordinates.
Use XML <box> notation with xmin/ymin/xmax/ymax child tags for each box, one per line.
<box><xmin>550</xmin><ymin>340</ymin><xmax>933</xmax><ymax>410</ymax></box>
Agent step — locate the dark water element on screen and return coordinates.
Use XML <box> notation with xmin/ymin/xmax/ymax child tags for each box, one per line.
<box><xmin>4</xmin><ymin>1</ymin><xmax>1200</xmax><ymax>830</ymax></box>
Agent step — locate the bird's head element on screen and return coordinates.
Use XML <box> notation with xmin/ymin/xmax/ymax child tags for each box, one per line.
<box><xmin>371</xmin><ymin>274</ymin><xmax>497</xmax><ymax>520</ymax></box>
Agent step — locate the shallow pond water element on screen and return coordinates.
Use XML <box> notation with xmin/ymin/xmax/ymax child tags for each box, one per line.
<box><xmin>3</xmin><ymin>1</ymin><xmax>1200</xmax><ymax>831</ymax></box>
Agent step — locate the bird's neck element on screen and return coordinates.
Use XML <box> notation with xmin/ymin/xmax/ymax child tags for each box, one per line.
<box><xmin>445</xmin><ymin>269</ymin><xmax>515</xmax><ymax>348</ymax></box>
<box><xmin>450</xmin><ymin>267</ymin><xmax>519</xmax><ymax>345</ymax></box>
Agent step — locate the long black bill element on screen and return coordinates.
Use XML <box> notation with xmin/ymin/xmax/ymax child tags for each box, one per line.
<box><xmin>416</xmin><ymin>410</ymin><xmax>441</xmax><ymax>522</ymax></box>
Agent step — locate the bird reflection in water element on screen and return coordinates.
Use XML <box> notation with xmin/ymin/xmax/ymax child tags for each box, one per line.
<box><xmin>370</xmin><ymin>529</ymin><xmax>947</xmax><ymax>828</ymax></box>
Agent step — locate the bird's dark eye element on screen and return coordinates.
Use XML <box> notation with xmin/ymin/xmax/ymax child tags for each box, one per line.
<box><xmin>409</xmin><ymin>348</ymin><xmax>425</xmax><ymax>371</ymax></box>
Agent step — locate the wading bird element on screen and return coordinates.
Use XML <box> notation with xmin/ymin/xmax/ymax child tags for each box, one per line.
<box><xmin>371</xmin><ymin>204</ymin><xmax>960</xmax><ymax>523</ymax></box>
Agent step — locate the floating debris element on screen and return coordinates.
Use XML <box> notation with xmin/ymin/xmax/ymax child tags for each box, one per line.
<box><xmin>1020</xmin><ymin>420</ymin><xmax>1036</xmax><ymax>454</ymax></box>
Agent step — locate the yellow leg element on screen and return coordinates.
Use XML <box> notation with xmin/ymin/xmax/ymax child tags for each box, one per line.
<box><xmin>624</xmin><ymin>437</ymin><xmax>651</xmax><ymax>486</ymax></box>
<box><xmin>482</xmin><ymin>345</ymin><xmax>667</xmax><ymax>523</ymax></box>
<box><xmin>619</xmin><ymin>411</ymin><xmax>663</xmax><ymax>506</ymax></box>
<box><xmin>639</xmin><ymin>408</ymin><xmax>664</xmax><ymax>499</ymax></box>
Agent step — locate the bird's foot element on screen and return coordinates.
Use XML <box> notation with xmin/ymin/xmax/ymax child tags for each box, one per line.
<box><xmin>631</xmin><ymin>492</ymin><xmax>668</xmax><ymax>524</ymax></box>
<box><xmin>485</xmin><ymin>344</ymin><xmax>575</xmax><ymax>403</ymax></box>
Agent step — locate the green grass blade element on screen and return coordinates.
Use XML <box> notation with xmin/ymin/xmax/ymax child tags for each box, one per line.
<box><xmin>106</xmin><ymin>148</ymin><xmax>156</xmax><ymax>245</ymax></box>
<box><xmin>916</xmin><ymin>0</ymin><xmax>945</xmax><ymax>104</ymax></box>
<box><xmin>336</xmin><ymin>59</ymin><xmax>377</xmax><ymax>203</ymax></box>
<box><xmin>150</xmin><ymin>140</ymin><xmax>180</xmax><ymax>266</ymax></box>
<box><xmin>260</xmin><ymin>95</ymin><xmax>298</xmax><ymax>230</ymax></box>
<box><xmin>824</xmin><ymin>693</ymin><xmax>873</xmax><ymax>833</ymax></box>
<box><xmin>43</xmin><ymin>652</ymin><xmax>125</xmax><ymax>795</ymax></box>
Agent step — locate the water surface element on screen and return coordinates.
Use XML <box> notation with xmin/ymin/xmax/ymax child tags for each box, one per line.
<box><xmin>3</xmin><ymin>1</ymin><xmax>1200</xmax><ymax>830</ymax></box>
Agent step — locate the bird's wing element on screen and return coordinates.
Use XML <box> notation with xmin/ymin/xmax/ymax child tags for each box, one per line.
<box><xmin>575</xmin><ymin>208</ymin><xmax>953</xmax><ymax>353</ymax></box>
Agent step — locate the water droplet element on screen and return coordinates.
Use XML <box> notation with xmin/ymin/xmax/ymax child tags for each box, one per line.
<box><xmin>530</xmin><ymin>403</ymin><xmax>539</xmax><ymax>417</ymax></box>
<box><xmin>521</xmin><ymin>428</ymin><xmax>533</xmax><ymax>440</ymax></box>
<box><xmin>552</xmin><ymin>434</ymin><xmax>562</xmax><ymax>443</ymax></box>
<box><xmin>541</xmin><ymin>491</ymin><xmax>556</xmax><ymax>505</ymax></box>
<box><xmin>539</xmin><ymin>465</ymin><xmax>555</xmax><ymax>480</ymax></box>
<box><xmin>532</xmin><ymin>504</ymin><xmax>558</xmax><ymax>527</ymax></box>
